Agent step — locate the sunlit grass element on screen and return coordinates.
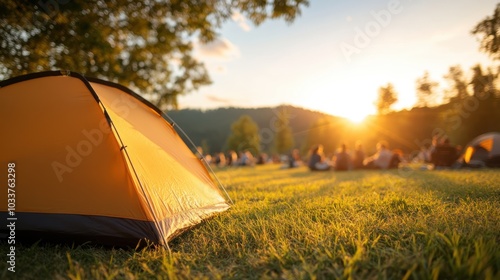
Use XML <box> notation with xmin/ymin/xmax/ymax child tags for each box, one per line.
<box><xmin>2</xmin><ymin>165</ymin><xmax>500</xmax><ymax>279</ymax></box>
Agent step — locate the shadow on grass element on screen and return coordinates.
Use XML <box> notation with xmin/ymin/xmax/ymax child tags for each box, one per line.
<box><xmin>287</xmin><ymin>166</ymin><xmax>369</xmax><ymax>181</ymax></box>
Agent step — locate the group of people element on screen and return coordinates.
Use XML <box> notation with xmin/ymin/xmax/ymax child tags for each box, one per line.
<box><xmin>304</xmin><ymin>135</ymin><xmax>463</xmax><ymax>172</ymax></box>
<box><xmin>198</xmin><ymin>149</ymin><xmax>255</xmax><ymax>167</ymax></box>
<box><xmin>196</xmin><ymin>135</ymin><xmax>472</xmax><ymax>171</ymax></box>
<box><xmin>196</xmin><ymin>141</ymin><xmax>404</xmax><ymax>171</ymax></box>
<box><xmin>307</xmin><ymin>141</ymin><xmax>402</xmax><ymax>171</ymax></box>
<box><xmin>198</xmin><ymin>147</ymin><xmax>284</xmax><ymax>167</ymax></box>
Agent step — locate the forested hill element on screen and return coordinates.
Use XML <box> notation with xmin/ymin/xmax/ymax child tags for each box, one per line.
<box><xmin>165</xmin><ymin>99</ymin><xmax>500</xmax><ymax>156</ymax></box>
<box><xmin>165</xmin><ymin>105</ymin><xmax>341</xmax><ymax>154</ymax></box>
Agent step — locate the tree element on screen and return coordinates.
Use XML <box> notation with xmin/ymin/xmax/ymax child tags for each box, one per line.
<box><xmin>415</xmin><ymin>71</ymin><xmax>439</xmax><ymax>107</ymax></box>
<box><xmin>375</xmin><ymin>83</ymin><xmax>398</xmax><ymax>114</ymax></box>
<box><xmin>273</xmin><ymin>108</ymin><xmax>294</xmax><ymax>154</ymax></box>
<box><xmin>470</xmin><ymin>64</ymin><xmax>496</xmax><ymax>99</ymax></box>
<box><xmin>471</xmin><ymin>3</ymin><xmax>500</xmax><ymax>60</ymax></box>
<box><xmin>443</xmin><ymin>65</ymin><xmax>469</xmax><ymax>104</ymax></box>
<box><xmin>0</xmin><ymin>0</ymin><xmax>309</xmax><ymax>109</ymax></box>
<box><xmin>226</xmin><ymin>115</ymin><xmax>260</xmax><ymax>155</ymax></box>
<box><xmin>461</xmin><ymin>64</ymin><xmax>500</xmax><ymax>139</ymax></box>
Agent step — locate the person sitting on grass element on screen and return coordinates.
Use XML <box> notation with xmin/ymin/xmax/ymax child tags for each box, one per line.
<box><xmin>238</xmin><ymin>150</ymin><xmax>255</xmax><ymax>166</ymax></box>
<box><xmin>352</xmin><ymin>142</ymin><xmax>365</xmax><ymax>170</ymax></box>
<box><xmin>333</xmin><ymin>143</ymin><xmax>351</xmax><ymax>171</ymax></box>
<box><xmin>213</xmin><ymin>152</ymin><xmax>227</xmax><ymax>167</ymax></box>
<box><xmin>389</xmin><ymin>149</ymin><xmax>404</xmax><ymax>169</ymax></box>
<box><xmin>288</xmin><ymin>149</ymin><xmax>304</xmax><ymax>168</ymax></box>
<box><xmin>430</xmin><ymin>137</ymin><xmax>458</xmax><ymax>168</ymax></box>
<box><xmin>363</xmin><ymin>141</ymin><xmax>394</xmax><ymax>169</ymax></box>
<box><xmin>226</xmin><ymin>150</ymin><xmax>238</xmax><ymax>166</ymax></box>
<box><xmin>308</xmin><ymin>144</ymin><xmax>331</xmax><ymax>171</ymax></box>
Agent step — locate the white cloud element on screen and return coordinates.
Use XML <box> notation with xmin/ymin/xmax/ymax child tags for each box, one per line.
<box><xmin>195</xmin><ymin>38</ymin><xmax>240</xmax><ymax>59</ymax></box>
<box><xmin>231</xmin><ymin>11</ymin><xmax>251</xmax><ymax>32</ymax></box>
<box><xmin>205</xmin><ymin>94</ymin><xmax>233</xmax><ymax>105</ymax></box>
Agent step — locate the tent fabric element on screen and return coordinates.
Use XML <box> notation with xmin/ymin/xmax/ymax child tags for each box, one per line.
<box><xmin>0</xmin><ymin>71</ymin><xmax>230</xmax><ymax>246</ymax></box>
<box><xmin>463</xmin><ymin>132</ymin><xmax>500</xmax><ymax>167</ymax></box>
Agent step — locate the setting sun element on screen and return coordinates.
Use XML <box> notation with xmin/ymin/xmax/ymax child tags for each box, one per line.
<box><xmin>344</xmin><ymin>113</ymin><xmax>368</xmax><ymax>124</ymax></box>
<box><xmin>294</xmin><ymin>92</ymin><xmax>375</xmax><ymax>124</ymax></box>
<box><xmin>287</xmin><ymin>71</ymin><xmax>379</xmax><ymax>122</ymax></box>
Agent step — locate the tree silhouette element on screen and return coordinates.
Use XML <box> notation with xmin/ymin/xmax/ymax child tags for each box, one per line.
<box><xmin>470</xmin><ymin>64</ymin><xmax>496</xmax><ymax>99</ymax></box>
<box><xmin>463</xmin><ymin>64</ymin><xmax>500</xmax><ymax>139</ymax></box>
<box><xmin>443</xmin><ymin>65</ymin><xmax>469</xmax><ymax>104</ymax></box>
<box><xmin>472</xmin><ymin>3</ymin><xmax>500</xmax><ymax>60</ymax></box>
<box><xmin>375</xmin><ymin>83</ymin><xmax>398</xmax><ymax>114</ymax></box>
<box><xmin>415</xmin><ymin>71</ymin><xmax>439</xmax><ymax>107</ymax></box>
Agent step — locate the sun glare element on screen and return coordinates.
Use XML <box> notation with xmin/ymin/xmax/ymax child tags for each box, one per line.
<box><xmin>344</xmin><ymin>113</ymin><xmax>367</xmax><ymax>124</ymax></box>
<box><xmin>296</xmin><ymin>97</ymin><xmax>373</xmax><ymax>125</ymax></box>
<box><xmin>321</xmin><ymin>100</ymin><xmax>373</xmax><ymax>125</ymax></box>
<box><xmin>293</xmin><ymin>77</ymin><xmax>377</xmax><ymax>124</ymax></box>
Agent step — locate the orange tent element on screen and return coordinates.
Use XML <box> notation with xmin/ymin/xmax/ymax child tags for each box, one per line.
<box><xmin>463</xmin><ymin>132</ymin><xmax>500</xmax><ymax>167</ymax></box>
<box><xmin>0</xmin><ymin>71</ymin><xmax>230</xmax><ymax>246</ymax></box>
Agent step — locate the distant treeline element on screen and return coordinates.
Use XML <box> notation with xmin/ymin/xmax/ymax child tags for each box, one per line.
<box><xmin>166</xmin><ymin>105</ymin><xmax>325</xmax><ymax>155</ymax></box>
<box><xmin>166</xmin><ymin>100</ymin><xmax>500</xmax><ymax>157</ymax></box>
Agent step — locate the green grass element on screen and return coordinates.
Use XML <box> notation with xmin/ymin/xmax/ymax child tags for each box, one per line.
<box><xmin>2</xmin><ymin>165</ymin><xmax>500</xmax><ymax>279</ymax></box>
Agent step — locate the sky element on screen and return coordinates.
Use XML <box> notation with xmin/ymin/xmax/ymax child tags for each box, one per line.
<box><xmin>178</xmin><ymin>0</ymin><xmax>499</xmax><ymax>122</ymax></box>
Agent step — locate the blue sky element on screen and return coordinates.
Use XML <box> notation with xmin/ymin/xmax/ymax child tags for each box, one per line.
<box><xmin>179</xmin><ymin>0</ymin><xmax>498</xmax><ymax>121</ymax></box>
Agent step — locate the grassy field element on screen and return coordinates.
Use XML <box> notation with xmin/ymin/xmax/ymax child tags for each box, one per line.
<box><xmin>2</xmin><ymin>165</ymin><xmax>500</xmax><ymax>279</ymax></box>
